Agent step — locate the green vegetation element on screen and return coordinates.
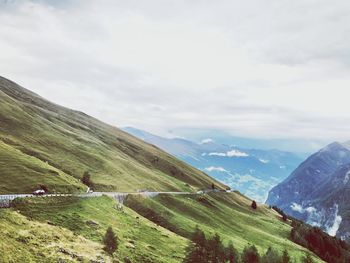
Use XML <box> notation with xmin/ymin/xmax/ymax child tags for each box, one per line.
<box><xmin>291</xmin><ymin>220</ymin><xmax>350</xmax><ymax>263</ymax></box>
<box><xmin>0</xmin><ymin>76</ymin><xmax>334</xmax><ymax>262</ymax></box>
<box><xmin>125</xmin><ymin>192</ymin><xmax>324</xmax><ymax>262</ymax></box>
<box><xmin>0</xmin><ymin>209</ymin><xmax>111</xmax><ymax>262</ymax></box>
<box><xmin>103</xmin><ymin>226</ymin><xmax>118</xmax><ymax>254</ymax></box>
<box><xmin>81</xmin><ymin>171</ymin><xmax>93</xmax><ymax>188</ymax></box>
<box><xmin>0</xmin><ymin>76</ymin><xmax>226</xmax><ymax>194</ymax></box>
<box><xmin>184</xmin><ymin>227</ymin><xmax>239</xmax><ymax>263</ymax></box>
<box><xmin>11</xmin><ymin>195</ymin><xmax>188</xmax><ymax>262</ymax></box>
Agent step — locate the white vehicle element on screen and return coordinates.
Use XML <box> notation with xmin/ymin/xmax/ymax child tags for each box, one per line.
<box><xmin>33</xmin><ymin>189</ymin><xmax>45</xmax><ymax>196</ymax></box>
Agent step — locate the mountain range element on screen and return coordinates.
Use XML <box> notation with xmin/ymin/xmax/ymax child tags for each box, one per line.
<box><xmin>267</xmin><ymin>142</ymin><xmax>350</xmax><ymax>242</ymax></box>
<box><xmin>123</xmin><ymin>127</ymin><xmax>303</xmax><ymax>202</ymax></box>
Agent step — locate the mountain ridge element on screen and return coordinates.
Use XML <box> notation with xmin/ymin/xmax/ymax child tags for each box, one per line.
<box><xmin>123</xmin><ymin>126</ymin><xmax>303</xmax><ymax>202</ymax></box>
<box><xmin>267</xmin><ymin>141</ymin><xmax>350</xmax><ymax>241</ymax></box>
<box><xmin>0</xmin><ymin>76</ymin><xmax>226</xmax><ymax>194</ymax></box>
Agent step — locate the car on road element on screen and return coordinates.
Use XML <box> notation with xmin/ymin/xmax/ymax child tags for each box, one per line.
<box><xmin>33</xmin><ymin>189</ymin><xmax>45</xmax><ymax>196</ymax></box>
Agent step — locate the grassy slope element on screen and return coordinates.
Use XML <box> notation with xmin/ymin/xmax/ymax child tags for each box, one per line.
<box><xmin>10</xmin><ymin>195</ymin><xmax>188</xmax><ymax>263</ymax></box>
<box><xmin>0</xmin><ymin>76</ymin><xmax>226</xmax><ymax>194</ymax></box>
<box><xmin>125</xmin><ymin>192</ymin><xmax>324</xmax><ymax>262</ymax></box>
<box><xmin>0</xmin><ymin>209</ymin><xmax>111</xmax><ymax>263</ymax></box>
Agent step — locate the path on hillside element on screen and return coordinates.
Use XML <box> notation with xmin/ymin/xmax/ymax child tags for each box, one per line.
<box><xmin>0</xmin><ymin>191</ymin><xmax>215</xmax><ymax>207</ymax></box>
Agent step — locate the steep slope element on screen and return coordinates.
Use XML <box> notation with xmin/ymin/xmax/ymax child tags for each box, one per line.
<box><xmin>0</xmin><ymin>209</ymin><xmax>112</xmax><ymax>263</ymax></box>
<box><xmin>125</xmin><ymin>192</ymin><xmax>323</xmax><ymax>262</ymax></box>
<box><xmin>3</xmin><ymin>196</ymin><xmax>188</xmax><ymax>262</ymax></box>
<box><xmin>123</xmin><ymin>127</ymin><xmax>303</xmax><ymax>202</ymax></box>
<box><xmin>267</xmin><ymin>142</ymin><xmax>350</xmax><ymax>241</ymax></box>
<box><xmin>0</xmin><ymin>76</ymin><xmax>226</xmax><ymax>194</ymax></box>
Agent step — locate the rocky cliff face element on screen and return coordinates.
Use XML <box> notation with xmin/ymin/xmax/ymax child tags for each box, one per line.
<box><xmin>267</xmin><ymin>142</ymin><xmax>350</xmax><ymax>241</ymax></box>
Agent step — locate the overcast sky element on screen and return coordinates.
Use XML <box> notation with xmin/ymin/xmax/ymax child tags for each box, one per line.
<box><xmin>1</xmin><ymin>0</ymin><xmax>350</xmax><ymax>147</ymax></box>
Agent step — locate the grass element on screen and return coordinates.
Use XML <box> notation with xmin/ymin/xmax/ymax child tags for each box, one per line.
<box><xmin>0</xmin><ymin>209</ymin><xmax>111</xmax><ymax>263</ymax></box>
<box><xmin>11</xmin><ymin>195</ymin><xmax>188</xmax><ymax>263</ymax></box>
<box><xmin>0</xmin><ymin>140</ymin><xmax>85</xmax><ymax>194</ymax></box>
<box><xmin>125</xmin><ymin>191</ymin><xmax>325</xmax><ymax>262</ymax></box>
<box><xmin>0</xmin><ymin>76</ymin><xmax>226</xmax><ymax>194</ymax></box>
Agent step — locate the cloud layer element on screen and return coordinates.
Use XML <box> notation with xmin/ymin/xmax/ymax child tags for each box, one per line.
<box><xmin>1</xmin><ymin>0</ymin><xmax>350</xmax><ymax>142</ymax></box>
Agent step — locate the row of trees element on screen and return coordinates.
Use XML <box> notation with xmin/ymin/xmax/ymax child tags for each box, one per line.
<box><xmin>290</xmin><ymin>221</ymin><xmax>350</xmax><ymax>263</ymax></box>
<box><xmin>184</xmin><ymin>226</ymin><xmax>315</xmax><ymax>263</ymax></box>
<box><xmin>271</xmin><ymin>205</ymin><xmax>350</xmax><ymax>263</ymax></box>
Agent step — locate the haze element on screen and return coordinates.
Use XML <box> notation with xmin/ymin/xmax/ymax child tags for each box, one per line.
<box><xmin>1</xmin><ymin>0</ymin><xmax>350</xmax><ymax>152</ymax></box>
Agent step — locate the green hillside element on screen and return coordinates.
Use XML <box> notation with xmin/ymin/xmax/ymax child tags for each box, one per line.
<box><xmin>0</xmin><ymin>76</ymin><xmax>226</xmax><ymax>194</ymax></box>
<box><xmin>2</xmin><ymin>195</ymin><xmax>188</xmax><ymax>262</ymax></box>
<box><xmin>0</xmin><ymin>76</ymin><xmax>327</xmax><ymax>262</ymax></box>
<box><xmin>3</xmin><ymin>193</ymin><xmax>325</xmax><ymax>262</ymax></box>
<box><xmin>125</xmin><ymin>192</ymin><xmax>324</xmax><ymax>262</ymax></box>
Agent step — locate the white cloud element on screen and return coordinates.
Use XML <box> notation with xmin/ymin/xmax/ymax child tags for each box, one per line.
<box><xmin>226</xmin><ymin>150</ymin><xmax>249</xmax><ymax>157</ymax></box>
<box><xmin>208</xmin><ymin>149</ymin><xmax>249</xmax><ymax>157</ymax></box>
<box><xmin>259</xmin><ymin>159</ymin><xmax>270</xmax><ymax>164</ymax></box>
<box><xmin>204</xmin><ymin>166</ymin><xmax>227</xmax><ymax>172</ymax></box>
<box><xmin>208</xmin><ymin>152</ymin><xmax>227</xmax><ymax>157</ymax></box>
<box><xmin>291</xmin><ymin>203</ymin><xmax>304</xmax><ymax>213</ymax></box>
<box><xmin>1</xmin><ymin>0</ymin><xmax>350</xmax><ymax>141</ymax></box>
<box><xmin>200</xmin><ymin>138</ymin><xmax>214</xmax><ymax>144</ymax></box>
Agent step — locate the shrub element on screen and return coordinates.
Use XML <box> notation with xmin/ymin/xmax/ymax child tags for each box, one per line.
<box><xmin>82</xmin><ymin>171</ymin><xmax>93</xmax><ymax>187</ymax></box>
<box><xmin>251</xmin><ymin>201</ymin><xmax>257</xmax><ymax>210</ymax></box>
<box><xmin>103</xmin><ymin>227</ymin><xmax>118</xmax><ymax>254</ymax></box>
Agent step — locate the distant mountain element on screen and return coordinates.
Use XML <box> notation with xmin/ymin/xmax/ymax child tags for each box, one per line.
<box><xmin>123</xmin><ymin>127</ymin><xmax>303</xmax><ymax>202</ymax></box>
<box><xmin>267</xmin><ymin>142</ymin><xmax>350</xmax><ymax>241</ymax></box>
<box><xmin>0</xmin><ymin>76</ymin><xmax>226</xmax><ymax>194</ymax></box>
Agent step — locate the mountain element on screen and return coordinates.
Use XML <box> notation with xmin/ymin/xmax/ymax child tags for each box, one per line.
<box><xmin>123</xmin><ymin>127</ymin><xmax>303</xmax><ymax>202</ymax></box>
<box><xmin>267</xmin><ymin>142</ymin><xmax>350</xmax><ymax>241</ymax></box>
<box><xmin>0</xmin><ymin>76</ymin><xmax>226</xmax><ymax>194</ymax></box>
<box><xmin>0</xmin><ymin>77</ymin><xmax>329</xmax><ymax>262</ymax></box>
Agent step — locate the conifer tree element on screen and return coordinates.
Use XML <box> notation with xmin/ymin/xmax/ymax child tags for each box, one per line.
<box><xmin>242</xmin><ymin>245</ymin><xmax>260</xmax><ymax>263</ymax></box>
<box><xmin>103</xmin><ymin>227</ymin><xmax>118</xmax><ymax>254</ymax></box>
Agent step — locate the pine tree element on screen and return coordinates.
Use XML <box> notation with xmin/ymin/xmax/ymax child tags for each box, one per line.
<box><xmin>282</xmin><ymin>249</ymin><xmax>291</xmax><ymax>263</ymax></box>
<box><xmin>184</xmin><ymin>226</ymin><xmax>208</xmax><ymax>263</ymax></box>
<box><xmin>261</xmin><ymin>247</ymin><xmax>280</xmax><ymax>263</ymax></box>
<box><xmin>225</xmin><ymin>241</ymin><xmax>239</xmax><ymax>263</ymax></box>
<box><xmin>207</xmin><ymin>233</ymin><xmax>225</xmax><ymax>263</ymax></box>
<box><xmin>242</xmin><ymin>245</ymin><xmax>260</xmax><ymax>263</ymax></box>
<box><xmin>103</xmin><ymin>227</ymin><xmax>118</xmax><ymax>254</ymax></box>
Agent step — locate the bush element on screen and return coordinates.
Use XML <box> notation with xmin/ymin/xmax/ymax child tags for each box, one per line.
<box><xmin>82</xmin><ymin>171</ymin><xmax>93</xmax><ymax>187</ymax></box>
<box><xmin>251</xmin><ymin>201</ymin><xmax>257</xmax><ymax>210</ymax></box>
<box><xmin>103</xmin><ymin>227</ymin><xmax>118</xmax><ymax>254</ymax></box>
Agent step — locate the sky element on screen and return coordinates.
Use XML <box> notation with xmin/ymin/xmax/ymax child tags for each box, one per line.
<box><xmin>1</xmin><ymin>0</ymin><xmax>350</xmax><ymax>152</ymax></box>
